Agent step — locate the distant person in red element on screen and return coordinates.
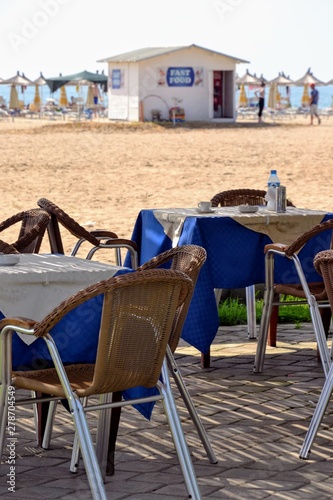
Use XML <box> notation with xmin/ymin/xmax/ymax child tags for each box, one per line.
<box><xmin>309</xmin><ymin>83</ymin><xmax>321</xmax><ymax>125</ymax></box>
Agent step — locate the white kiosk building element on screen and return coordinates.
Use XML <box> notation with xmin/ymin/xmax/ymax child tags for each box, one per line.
<box><xmin>98</xmin><ymin>44</ymin><xmax>248</xmax><ymax>123</ymax></box>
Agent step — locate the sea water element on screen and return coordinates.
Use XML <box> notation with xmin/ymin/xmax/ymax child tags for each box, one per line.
<box><xmin>239</xmin><ymin>85</ymin><xmax>333</xmax><ymax>110</ymax></box>
<box><xmin>0</xmin><ymin>81</ymin><xmax>332</xmax><ymax>111</ymax></box>
<box><xmin>0</xmin><ymin>83</ymin><xmax>108</xmax><ymax>109</ymax></box>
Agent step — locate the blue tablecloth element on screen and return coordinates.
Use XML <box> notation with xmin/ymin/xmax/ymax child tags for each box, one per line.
<box><xmin>11</xmin><ymin>267</ymin><xmax>131</xmax><ymax>372</ymax></box>
<box><xmin>125</xmin><ymin>209</ymin><xmax>333</xmax><ymax>356</ymax></box>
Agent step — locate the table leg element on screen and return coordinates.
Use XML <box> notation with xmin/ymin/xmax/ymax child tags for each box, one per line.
<box><xmin>106</xmin><ymin>391</ymin><xmax>122</xmax><ymax>476</ymax></box>
<box><xmin>246</xmin><ymin>285</ymin><xmax>257</xmax><ymax>339</ymax></box>
<box><xmin>36</xmin><ymin>393</ymin><xmax>50</xmax><ymax>446</ymax></box>
<box><xmin>201</xmin><ymin>351</ymin><xmax>210</xmax><ymax>369</ymax></box>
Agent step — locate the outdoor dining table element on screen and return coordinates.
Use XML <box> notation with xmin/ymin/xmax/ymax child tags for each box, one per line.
<box><xmin>0</xmin><ymin>253</ymin><xmax>133</xmax><ymax>444</ymax></box>
<box><xmin>126</xmin><ymin>206</ymin><xmax>333</xmax><ymax>366</ymax></box>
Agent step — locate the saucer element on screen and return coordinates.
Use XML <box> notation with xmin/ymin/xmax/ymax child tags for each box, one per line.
<box><xmin>196</xmin><ymin>208</ymin><xmax>214</xmax><ymax>214</ymax></box>
<box><xmin>238</xmin><ymin>205</ymin><xmax>259</xmax><ymax>213</ymax></box>
<box><xmin>0</xmin><ymin>254</ymin><xmax>20</xmax><ymax>266</ymax></box>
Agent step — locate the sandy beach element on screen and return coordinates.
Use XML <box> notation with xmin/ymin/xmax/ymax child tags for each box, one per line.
<box><xmin>0</xmin><ymin>115</ymin><xmax>332</xmax><ymax>254</ymax></box>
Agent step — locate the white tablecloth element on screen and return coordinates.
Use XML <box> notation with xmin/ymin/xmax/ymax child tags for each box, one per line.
<box><xmin>153</xmin><ymin>207</ymin><xmax>327</xmax><ymax>247</ymax></box>
<box><xmin>0</xmin><ymin>254</ymin><xmax>123</xmax><ymax>344</ymax></box>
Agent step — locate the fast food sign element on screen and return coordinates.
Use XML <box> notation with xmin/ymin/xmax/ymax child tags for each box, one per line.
<box><xmin>166</xmin><ymin>67</ymin><xmax>194</xmax><ymax>86</ymax></box>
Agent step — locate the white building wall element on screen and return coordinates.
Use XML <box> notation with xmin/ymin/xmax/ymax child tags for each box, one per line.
<box><xmin>107</xmin><ymin>46</ymin><xmax>238</xmax><ymax>122</ymax></box>
<box><xmin>108</xmin><ymin>64</ymin><xmax>140</xmax><ymax>120</ymax></box>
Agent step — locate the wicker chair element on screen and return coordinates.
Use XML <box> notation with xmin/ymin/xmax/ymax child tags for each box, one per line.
<box><xmin>210</xmin><ymin>189</ymin><xmax>297</xmax><ymax>368</ymax></box>
<box><xmin>72</xmin><ymin>245</ymin><xmax>217</xmax><ymax>478</ymax></box>
<box><xmin>0</xmin><ymin>208</ymin><xmax>50</xmax><ymax>254</ymax></box>
<box><xmin>209</xmin><ymin>189</ymin><xmax>296</xmax><ymax>367</ymax></box>
<box><xmin>37</xmin><ymin>198</ymin><xmax>138</xmax><ymax>268</ymax></box>
<box><xmin>300</xmin><ymin>250</ymin><xmax>333</xmax><ymax>459</ymax></box>
<box><xmin>135</xmin><ymin>245</ymin><xmax>217</xmax><ymax>463</ymax></box>
<box><xmin>254</xmin><ymin>219</ymin><xmax>333</xmax><ymax>375</ymax></box>
<box><xmin>0</xmin><ymin>269</ymin><xmax>201</xmax><ymax>500</ymax></box>
<box><xmin>211</xmin><ymin>188</ymin><xmax>295</xmax><ymax>208</ymax></box>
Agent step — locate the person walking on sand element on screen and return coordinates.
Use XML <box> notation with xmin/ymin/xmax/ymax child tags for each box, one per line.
<box><xmin>309</xmin><ymin>83</ymin><xmax>321</xmax><ymax>125</ymax></box>
<box><xmin>255</xmin><ymin>81</ymin><xmax>266</xmax><ymax>123</ymax></box>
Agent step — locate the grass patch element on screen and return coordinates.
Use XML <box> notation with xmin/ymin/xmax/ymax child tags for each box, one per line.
<box><xmin>218</xmin><ymin>295</ymin><xmax>311</xmax><ymax>326</ymax></box>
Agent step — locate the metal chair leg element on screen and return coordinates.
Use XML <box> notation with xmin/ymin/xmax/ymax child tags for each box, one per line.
<box><xmin>166</xmin><ymin>347</ymin><xmax>217</xmax><ymax>464</ymax></box>
<box><xmin>160</xmin><ymin>360</ymin><xmax>202</xmax><ymax>500</ymax></box>
<box><xmin>300</xmin><ymin>364</ymin><xmax>333</xmax><ymax>459</ymax></box>
<box><xmin>41</xmin><ymin>400</ymin><xmax>58</xmax><ymax>449</ymax></box>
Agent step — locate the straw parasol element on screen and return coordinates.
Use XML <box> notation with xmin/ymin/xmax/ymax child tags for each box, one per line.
<box><xmin>269</xmin><ymin>72</ymin><xmax>295</xmax><ymax>86</ymax></box>
<box><xmin>238</xmin><ymin>83</ymin><xmax>248</xmax><ymax>107</ymax></box>
<box><xmin>301</xmin><ymin>83</ymin><xmax>310</xmax><ymax>107</ymax></box>
<box><xmin>33</xmin><ymin>85</ymin><xmax>41</xmax><ymax>107</ymax></box>
<box><xmin>294</xmin><ymin>68</ymin><xmax>326</xmax><ymax>86</ymax></box>
<box><xmin>86</xmin><ymin>85</ymin><xmax>94</xmax><ymax>108</ymax></box>
<box><xmin>238</xmin><ymin>69</ymin><xmax>262</xmax><ymax>86</ymax></box>
<box><xmin>59</xmin><ymin>85</ymin><xmax>68</xmax><ymax>107</ymax></box>
<box><xmin>267</xmin><ymin>83</ymin><xmax>276</xmax><ymax>109</ymax></box>
<box><xmin>9</xmin><ymin>85</ymin><xmax>20</xmax><ymax>109</ymax></box>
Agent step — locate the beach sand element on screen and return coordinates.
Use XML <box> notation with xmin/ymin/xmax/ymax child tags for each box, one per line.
<box><xmin>0</xmin><ymin>115</ymin><xmax>332</xmax><ymax>254</ymax></box>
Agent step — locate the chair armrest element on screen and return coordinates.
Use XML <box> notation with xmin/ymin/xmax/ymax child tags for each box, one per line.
<box><xmin>0</xmin><ymin>317</ymin><xmax>36</xmax><ymax>331</ymax></box>
<box><xmin>284</xmin><ymin>218</ymin><xmax>333</xmax><ymax>257</ymax></box>
<box><xmin>264</xmin><ymin>243</ymin><xmax>288</xmax><ymax>254</ymax></box>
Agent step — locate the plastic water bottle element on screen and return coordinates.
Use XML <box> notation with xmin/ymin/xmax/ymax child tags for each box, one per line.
<box><xmin>267</xmin><ymin>170</ymin><xmax>280</xmax><ymax>188</ymax></box>
<box><xmin>266</xmin><ymin>170</ymin><xmax>280</xmax><ymax>211</ymax></box>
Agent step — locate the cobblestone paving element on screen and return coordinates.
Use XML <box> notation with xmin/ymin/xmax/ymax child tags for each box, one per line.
<box><xmin>1</xmin><ymin>324</ymin><xmax>333</xmax><ymax>499</ymax></box>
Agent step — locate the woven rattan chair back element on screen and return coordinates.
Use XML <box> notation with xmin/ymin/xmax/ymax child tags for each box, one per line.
<box><xmin>37</xmin><ymin>198</ymin><xmax>111</xmax><ymax>253</ymax></box>
<box><xmin>0</xmin><ymin>208</ymin><xmax>50</xmax><ymax>253</ymax></box>
<box><xmin>136</xmin><ymin>245</ymin><xmax>207</xmax><ymax>353</ymax></box>
<box><xmin>254</xmin><ymin>218</ymin><xmax>333</xmax><ymax>375</ymax></box>
<box><xmin>16</xmin><ymin>269</ymin><xmax>193</xmax><ymax>397</ymax></box>
<box><xmin>1</xmin><ymin>269</ymin><xmax>197</xmax><ymax>500</ymax></box>
<box><xmin>210</xmin><ymin>188</ymin><xmax>295</xmax><ymax>207</ymax></box>
<box><xmin>314</xmin><ymin>250</ymin><xmax>333</xmax><ymax>307</ymax></box>
<box><xmin>37</xmin><ymin>198</ymin><xmax>138</xmax><ymax>267</ymax></box>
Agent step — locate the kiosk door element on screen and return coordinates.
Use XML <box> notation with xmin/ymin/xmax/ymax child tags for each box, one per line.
<box><xmin>213</xmin><ymin>71</ymin><xmax>223</xmax><ymax>118</ymax></box>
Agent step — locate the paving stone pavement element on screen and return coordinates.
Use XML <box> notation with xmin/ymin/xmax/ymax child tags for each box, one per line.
<box><xmin>1</xmin><ymin>324</ymin><xmax>333</xmax><ymax>499</ymax></box>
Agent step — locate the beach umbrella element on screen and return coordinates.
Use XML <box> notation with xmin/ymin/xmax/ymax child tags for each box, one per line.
<box><xmin>33</xmin><ymin>85</ymin><xmax>41</xmax><ymax>107</ymax></box>
<box><xmin>238</xmin><ymin>69</ymin><xmax>261</xmax><ymax>86</ymax></box>
<box><xmin>267</xmin><ymin>83</ymin><xmax>276</xmax><ymax>109</ymax></box>
<box><xmin>301</xmin><ymin>83</ymin><xmax>310</xmax><ymax>107</ymax></box>
<box><xmin>9</xmin><ymin>85</ymin><xmax>20</xmax><ymax>109</ymax></box>
<box><xmin>33</xmin><ymin>72</ymin><xmax>47</xmax><ymax>86</ymax></box>
<box><xmin>276</xmin><ymin>86</ymin><xmax>281</xmax><ymax>107</ymax></box>
<box><xmin>269</xmin><ymin>72</ymin><xmax>295</xmax><ymax>86</ymax></box>
<box><xmin>294</xmin><ymin>68</ymin><xmax>326</xmax><ymax>86</ymax></box>
<box><xmin>86</xmin><ymin>85</ymin><xmax>94</xmax><ymax>108</ymax></box>
<box><xmin>1</xmin><ymin>71</ymin><xmax>32</xmax><ymax>86</ymax></box>
<box><xmin>238</xmin><ymin>84</ymin><xmax>248</xmax><ymax>107</ymax></box>
<box><xmin>59</xmin><ymin>85</ymin><xmax>68</xmax><ymax>107</ymax></box>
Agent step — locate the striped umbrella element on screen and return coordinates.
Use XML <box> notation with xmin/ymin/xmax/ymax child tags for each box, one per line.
<box><xmin>59</xmin><ymin>85</ymin><xmax>68</xmax><ymax>107</ymax></box>
<box><xmin>276</xmin><ymin>86</ymin><xmax>281</xmax><ymax>107</ymax></box>
<box><xmin>9</xmin><ymin>85</ymin><xmax>20</xmax><ymax>109</ymax></box>
<box><xmin>267</xmin><ymin>83</ymin><xmax>276</xmax><ymax>109</ymax></box>
<box><xmin>301</xmin><ymin>83</ymin><xmax>310</xmax><ymax>107</ymax></box>
<box><xmin>86</xmin><ymin>85</ymin><xmax>94</xmax><ymax>108</ymax></box>
<box><xmin>33</xmin><ymin>85</ymin><xmax>41</xmax><ymax>107</ymax></box>
<box><xmin>238</xmin><ymin>84</ymin><xmax>248</xmax><ymax>107</ymax></box>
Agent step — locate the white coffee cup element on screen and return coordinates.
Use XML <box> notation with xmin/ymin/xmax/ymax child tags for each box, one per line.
<box><xmin>198</xmin><ymin>201</ymin><xmax>212</xmax><ymax>212</ymax></box>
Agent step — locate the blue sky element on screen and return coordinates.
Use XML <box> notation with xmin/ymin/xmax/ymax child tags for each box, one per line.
<box><xmin>1</xmin><ymin>0</ymin><xmax>333</xmax><ymax>83</ymax></box>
